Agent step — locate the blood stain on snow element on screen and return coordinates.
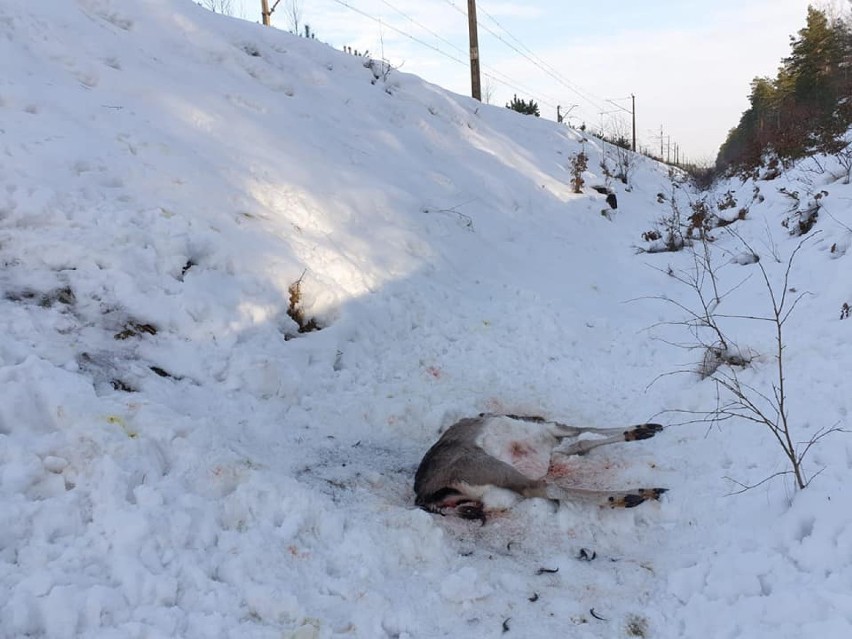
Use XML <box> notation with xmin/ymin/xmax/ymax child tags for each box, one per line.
<box><xmin>546</xmin><ymin>457</ymin><xmax>624</xmax><ymax>489</ymax></box>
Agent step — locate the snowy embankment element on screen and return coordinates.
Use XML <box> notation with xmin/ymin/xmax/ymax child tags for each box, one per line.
<box><xmin>1</xmin><ymin>1</ymin><xmax>851</xmax><ymax>637</ymax></box>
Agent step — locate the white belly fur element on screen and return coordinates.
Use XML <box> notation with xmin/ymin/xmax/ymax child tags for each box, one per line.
<box><xmin>474</xmin><ymin>415</ymin><xmax>558</xmax><ymax>480</ymax></box>
<box><xmin>456</xmin><ymin>482</ymin><xmax>522</xmax><ymax>510</ymax></box>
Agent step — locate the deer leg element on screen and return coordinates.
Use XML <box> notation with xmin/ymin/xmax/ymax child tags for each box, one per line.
<box><xmin>525</xmin><ymin>483</ymin><xmax>667</xmax><ymax>508</ymax></box>
<box><xmin>555</xmin><ymin>423</ymin><xmax>663</xmax><ymax>457</ymax></box>
<box><xmin>492</xmin><ymin>415</ymin><xmax>663</xmax><ymax>444</ymax></box>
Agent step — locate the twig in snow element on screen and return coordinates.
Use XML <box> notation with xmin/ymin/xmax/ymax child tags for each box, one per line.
<box><xmin>590</xmin><ymin>608</ymin><xmax>607</xmax><ymax>621</ymax></box>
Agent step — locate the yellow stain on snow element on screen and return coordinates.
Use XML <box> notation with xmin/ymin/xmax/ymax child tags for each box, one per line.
<box><xmin>105</xmin><ymin>415</ymin><xmax>138</xmax><ymax>439</ymax></box>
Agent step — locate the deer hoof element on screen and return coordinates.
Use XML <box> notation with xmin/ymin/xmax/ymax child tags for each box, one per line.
<box><xmin>608</xmin><ymin>488</ymin><xmax>668</xmax><ymax>508</ymax></box>
<box><xmin>625</xmin><ymin>423</ymin><xmax>664</xmax><ymax>441</ymax></box>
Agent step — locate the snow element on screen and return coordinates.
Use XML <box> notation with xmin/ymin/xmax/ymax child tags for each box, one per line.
<box><xmin>1</xmin><ymin>0</ymin><xmax>852</xmax><ymax>637</ymax></box>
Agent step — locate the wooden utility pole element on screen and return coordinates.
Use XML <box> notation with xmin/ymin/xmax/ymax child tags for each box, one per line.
<box><xmin>631</xmin><ymin>94</ymin><xmax>636</xmax><ymax>152</ymax></box>
<box><xmin>467</xmin><ymin>0</ymin><xmax>481</xmax><ymax>101</ymax></box>
<box><xmin>261</xmin><ymin>0</ymin><xmax>282</xmax><ymax>26</ymax></box>
<box><xmin>606</xmin><ymin>95</ymin><xmax>636</xmax><ymax>151</ymax></box>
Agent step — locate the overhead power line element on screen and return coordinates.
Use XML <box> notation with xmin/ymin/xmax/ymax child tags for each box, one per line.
<box><xmin>438</xmin><ymin>0</ymin><xmax>467</xmax><ymax>17</ymax></box>
<box><xmin>326</xmin><ymin>0</ymin><xmax>468</xmax><ymax>65</ymax></box>
<box><xmin>323</xmin><ymin>0</ymin><xmax>620</xmax><ymax>126</ymax></box>
<box><xmin>377</xmin><ymin>0</ymin><xmax>467</xmax><ymax>58</ymax></box>
<box><xmin>437</xmin><ymin>0</ymin><xmax>614</xmax><ymax>122</ymax></box>
<box><xmin>474</xmin><ymin>2</ymin><xmax>609</xmax><ymax>113</ymax></box>
<box><xmin>324</xmin><ymin>0</ymin><xmax>563</xmax><ymax>110</ymax></box>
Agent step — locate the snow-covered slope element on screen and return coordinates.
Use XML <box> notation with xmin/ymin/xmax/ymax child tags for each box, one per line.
<box><xmin>1</xmin><ymin>1</ymin><xmax>851</xmax><ymax>637</ymax></box>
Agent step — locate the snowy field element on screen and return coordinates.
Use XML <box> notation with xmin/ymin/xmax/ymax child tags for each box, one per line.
<box><xmin>1</xmin><ymin>1</ymin><xmax>851</xmax><ymax>637</ymax></box>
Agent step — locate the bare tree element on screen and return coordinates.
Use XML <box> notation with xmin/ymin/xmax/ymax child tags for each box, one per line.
<box><xmin>284</xmin><ymin>0</ymin><xmax>302</xmax><ymax>34</ymax></box>
<box><xmin>603</xmin><ymin>117</ymin><xmax>635</xmax><ymax>185</ymax></box>
<box><xmin>202</xmin><ymin>0</ymin><xmax>236</xmax><ymax>16</ymax></box>
<box><xmin>657</xmin><ymin>231</ymin><xmax>845</xmax><ymax>491</ymax></box>
<box><xmin>483</xmin><ymin>79</ymin><xmax>495</xmax><ymax>105</ymax></box>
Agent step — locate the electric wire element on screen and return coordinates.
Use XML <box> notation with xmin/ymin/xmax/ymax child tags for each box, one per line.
<box><xmin>324</xmin><ymin>0</ymin><xmax>627</xmax><ymax>128</ymax></box>
<box><xmin>475</xmin><ymin>1</ymin><xmax>610</xmax><ymax>111</ymax></box>
<box><xmin>326</xmin><ymin>0</ymin><xmax>469</xmax><ymax>65</ymax></box>
<box><xmin>473</xmin><ymin>4</ymin><xmax>609</xmax><ymax>114</ymax></box>
<box><xmin>434</xmin><ymin>0</ymin><xmax>613</xmax><ymax>125</ymax></box>
<box><xmin>377</xmin><ymin>0</ymin><xmax>467</xmax><ymax>58</ymax></box>
<box><xmin>326</xmin><ymin>0</ymin><xmax>563</xmax><ymax>111</ymax></box>
<box><xmin>438</xmin><ymin>0</ymin><xmax>467</xmax><ymax>17</ymax></box>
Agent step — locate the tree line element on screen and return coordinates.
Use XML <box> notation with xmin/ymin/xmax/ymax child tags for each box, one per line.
<box><xmin>717</xmin><ymin>5</ymin><xmax>852</xmax><ymax>173</ymax></box>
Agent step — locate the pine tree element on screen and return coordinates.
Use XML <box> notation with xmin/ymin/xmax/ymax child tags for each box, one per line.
<box><xmin>716</xmin><ymin>6</ymin><xmax>852</xmax><ymax>172</ymax></box>
<box><xmin>782</xmin><ymin>6</ymin><xmax>848</xmax><ymax>149</ymax></box>
<box><xmin>506</xmin><ymin>94</ymin><xmax>540</xmax><ymax>117</ymax></box>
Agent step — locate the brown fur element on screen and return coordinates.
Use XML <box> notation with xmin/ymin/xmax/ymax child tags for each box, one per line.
<box><xmin>414</xmin><ymin>413</ymin><xmax>666</xmax><ymax>523</ymax></box>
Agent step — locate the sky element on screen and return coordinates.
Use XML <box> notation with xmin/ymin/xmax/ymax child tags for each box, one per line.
<box><xmin>223</xmin><ymin>0</ymin><xmax>824</xmax><ymax>164</ymax></box>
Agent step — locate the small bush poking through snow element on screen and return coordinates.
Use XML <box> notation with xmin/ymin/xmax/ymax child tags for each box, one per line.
<box><xmin>835</xmin><ymin>142</ymin><xmax>852</xmax><ymax>184</ymax></box>
<box><xmin>779</xmin><ymin>187</ymin><xmax>828</xmax><ymax>237</ymax></box>
<box><xmin>687</xmin><ymin>199</ymin><xmax>715</xmax><ymax>241</ymax></box>
<box><xmin>287</xmin><ymin>272</ymin><xmax>321</xmax><ymax>335</ymax></box>
<box><xmin>114</xmin><ymin>321</ymin><xmax>158</xmax><ymax>340</ymax></box>
<box><xmin>570</xmin><ymin>148</ymin><xmax>588</xmax><ymax>194</ymax></box>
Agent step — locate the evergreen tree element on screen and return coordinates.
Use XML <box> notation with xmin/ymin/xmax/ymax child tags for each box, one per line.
<box><xmin>783</xmin><ymin>6</ymin><xmax>848</xmax><ymax>148</ymax></box>
<box><xmin>716</xmin><ymin>5</ymin><xmax>852</xmax><ymax>172</ymax></box>
<box><xmin>717</xmin><ymin>77</ymin><xmax>779</xmax><ymax>169</ymax></box>
<box><xmin>506</xmin><ymin>94</ymin><xmax>540</xmax><ymax>117</ymax></box>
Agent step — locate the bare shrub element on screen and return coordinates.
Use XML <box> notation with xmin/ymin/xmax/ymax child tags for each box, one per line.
<box><xmin>283</xmin><ymin>0</ymin><xmax>302</xmax><ymax>33</ymax></box>
<box><xmin>639</xmin><ymin>171</ymin><xmax>686</xmax><ymax>252</ymax></box>
<box><xmin>201</xmin><ymin>0</ymin><xmax>237</xmax><ymax>16</ymax></box>
<box><xmin>686</xmin><ymin>198</ymin><xmax>717</xmax><ymax>240</ymax></box>
<box><xmin>658</xmin><ymin>232</ymin><xmax>844</xmax><ymax>490</ymax></box>
<box><xmin>779</xmin><ymin>187</ymin><xmax>827</xmax><ymax>236</ymax></box>
<box><xmin>613</xmin><ymin>142</ymin><xmax>633</xmax><ymax>186</ymax></box>
<box><xmin>652</xmin><ymin>237</ymin><xmax>750</xmax><ymax>379</ymax></box>
<box><xmin>689</xmin><ymin>166</ymin><xmax>717</xmax><ymax>191</ymax></box>
<box><xmin>287</xmin><ymin>271</ymin><xmax>320</xmax><ymax>335</ymax></box>
<box><xmin>835</xmin><ymin>142</ymin><xmax>852</xmax><ymax>184</ymax></box>
<box><xmin>363</xmin><ymin>56</ymin><xmax>393</xmax><ymax>84</ymax></box>
<box><xmin>717</xmin><ymin>190</ymin><xmax>737</xmax><ymax>211</ymax></box>
<box><xmin>599</xmin><ymin>157</ymin><xmax>614</xmax><ymax>187</ymax></box>
<box><xmin>570</xmin><ymin>147</ymin><xmax>588</xmax><ymax>194</ymax></box>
